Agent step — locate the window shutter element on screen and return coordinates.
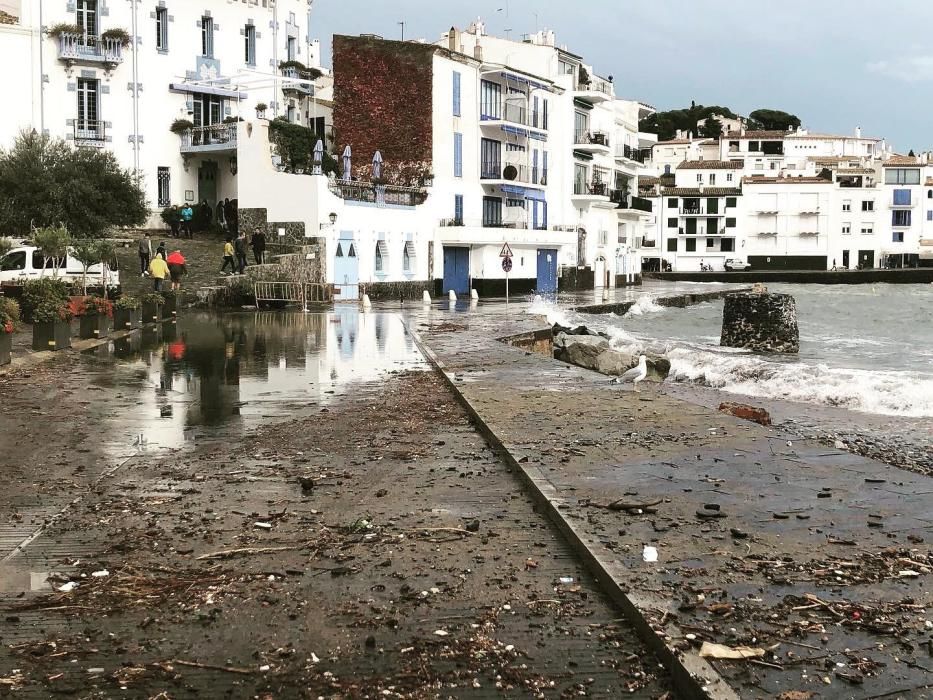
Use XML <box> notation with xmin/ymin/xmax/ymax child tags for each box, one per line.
<box><xmin>452</xmin><ymin>71</ymin><xmax>461</xmax><ymax>116</ymax></box>
<box><xmin>454</xmin><ymin>194</ymin><xmax>463</xmax><ymax>224</ymax></box>
<box><xmin>454</xmin><ymin>133</ymin><xmax>463</xmax><ymax>178</ymax></box>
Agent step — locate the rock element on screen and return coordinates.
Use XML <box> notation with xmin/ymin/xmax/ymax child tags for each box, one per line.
<box><xmin>718</xmin><ymin>401</ymin><xmax>772</xmax><ymax>426</ymax></box>
<box><xmin>720</xmin><ymin>292</ymin><xmax>799</xmax><ymax>353</ymax></box>
<box><xmin>465</xmin><ymin>519</ymin><xmax>480</xmax><ymax>533</ymax></box>
<box><xmin>554</xmin><ymin>334</ymin><xmax>671</xmax><ymax>381</ymax></box>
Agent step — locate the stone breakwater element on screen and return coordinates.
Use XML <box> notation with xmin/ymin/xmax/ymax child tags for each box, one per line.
<box><xmin>552</xmin><ymin>324</ymin><xmax>671</xmax><ymax>381</ymax></box>
<box><xmin>720</xmin><ymin>291</ymin><xmax>799</xmax><ymax>353</ymax></box>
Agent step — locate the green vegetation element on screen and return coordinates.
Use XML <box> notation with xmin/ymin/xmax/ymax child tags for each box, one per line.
<box><xmin>0</xmin><ymin>131</ymin><xmax>147</xmax><ymax>239</ymax></box>
<box><xmin>747</xmin><ymin>109</ymin><xmax>801</xmax><ymax>132</ymax></box>
<box><xmin>20</xmin><ymin>278</ymin><xmax>70</xmax><ymax>322</ymax></box>
<box><xmin>268</xmin><ymin>118</ymin><xmax>338</xmax><ymax>175</ymax></box>
<box><xmin>115</xmin><ymin>295</ymin><xmax>140</xmax><ymax>311</ymax></box>
<box><xmin>639</xmin><ymin>102</ymin><xmax>802</xmax><ymax>141</ymax></box>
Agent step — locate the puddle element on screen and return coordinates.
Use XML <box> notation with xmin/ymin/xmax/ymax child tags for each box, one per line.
<box><xmin>84</xmin><ymin>308</ymin><xmax>426</xmax><ymax>454</ymax></box>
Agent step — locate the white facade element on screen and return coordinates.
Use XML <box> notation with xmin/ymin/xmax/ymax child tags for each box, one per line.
<box><xmin>1</xmin><ymin>0</ymin><xmax>319</xmax><ymax>227</ymax></box>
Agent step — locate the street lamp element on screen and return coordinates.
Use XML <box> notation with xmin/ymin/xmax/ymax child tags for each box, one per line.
<box><xmin>329</xmin><ymin>212</ymin><xmax>337</xmax><ymax>225</ymax></box>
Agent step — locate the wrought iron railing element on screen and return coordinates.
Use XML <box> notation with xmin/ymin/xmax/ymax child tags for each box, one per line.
<box><xmin>480</xmin><ymin>162</ymin><xmax>530</xmax><ymax>183</ymax></box>
<box><xmin>74</xmin><ymin>120</ymin><xmax>106</xmax><ymax>145</ymax></box>
<box><xmin>330</xmin><ymin>179</ymin><xmax>427</xmax><ymax>207</ymax></box>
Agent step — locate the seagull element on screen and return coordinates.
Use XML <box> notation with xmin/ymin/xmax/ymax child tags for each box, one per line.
<box><xmin>614</xmin><ymin>355</ymin><xmax>648</xmax><ymax>392</ymax></box>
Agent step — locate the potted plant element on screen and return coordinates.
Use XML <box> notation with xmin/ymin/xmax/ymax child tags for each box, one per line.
<box><xmin>21</xmin><ymin>278</ymin><xmax>69</xmax><ymax>323</ymax></box>
<box><xmin>114</xmin><ymin>295</ymin><xmax>141</xmax><ymax>330</ymax></box>
<box><xmin>255</xmin><ymin>102</ymin><xmax>268</xmax><ymax>119</ymax></box>
<box><xmin>32</xmin><ymin>301</ymin><xmax>73</xmax><ymax>352</ymax></box>
<box><xmin>160</xmin><ymin>290</ymin><xmax>178</xmax><ymax>320</ymax></box>
<box><xmin>47</xmin><ymin>22</ymin><xmax>82</xmax><ymax>38</ymax></box>
<box><xmin>0</xmin><ymin>297</ymin><xmax>19</xmax><ymax>366</ymax></box>
<box><xmin>100</xmin><ymin>28</ymin><xmax>132</xmax><ymax>47</ymax></box>
<box><xmin>141</xmin><ymin>293</ymin><xmax>164</xmax><ymax>324</ymax></box>
<box><xmin>77</xmin><ymin>296</ymin><xmax>113</xmax><ymax>340</ymax></box>
<box><xmin>170</xmin><ymin>118</ymin><xmax>194</xmax><ymax>135</ymax></box>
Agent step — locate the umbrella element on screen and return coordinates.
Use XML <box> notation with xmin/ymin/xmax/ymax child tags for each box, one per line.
<box><xmin>312</xmin><ymin>139</ymin><xmax>324</xmax><ymax>174</ymax></box>
<box><xmin>372</xmin><ymin>150</ymin><xmax>383</xmax><ymax>180</ymax></box>
<box><xmin>341</xmin><ymin>145</ymin><xmax>352</xmax><ymax>179</ymax></box>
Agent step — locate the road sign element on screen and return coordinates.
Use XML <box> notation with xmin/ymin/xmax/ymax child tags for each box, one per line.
<box><xmin>501</xmin><ymin>257</ymin><xmax>513</xmax><ymax>273</ymax></box>
<box><xmin>499</xmin><ymin>242</ymin><xmax>513</xmax><ymax>258</ymax></box>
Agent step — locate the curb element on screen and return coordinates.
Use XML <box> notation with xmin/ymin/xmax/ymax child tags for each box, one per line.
<box><xmin>402</xmin><ymin>319</ymin><xmax>739</xmax><ymax>700</ymax></box>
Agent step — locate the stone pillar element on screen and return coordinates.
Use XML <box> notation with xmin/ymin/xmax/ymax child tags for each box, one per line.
<box><xmin>720</xmin><ymin>290</ymin><xmax>799</xmax><ymax>353</ymax></box>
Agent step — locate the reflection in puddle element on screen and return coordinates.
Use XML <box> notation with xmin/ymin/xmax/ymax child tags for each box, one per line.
<box><xmin>86</xmin><ymin>309</ymin><xmax>425</xmax><ymax>452</ymax></box>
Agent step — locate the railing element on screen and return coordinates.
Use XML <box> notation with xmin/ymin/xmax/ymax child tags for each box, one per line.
<box><xmin>74</xmin><ymin>120</ymin><xmax>106</xmax><ymax>145</ymax></box>
<box><xmin>180</xmin><ymin>124</ymin><xmax>238</xmax><ymax>152</ymax></box>
<box><xmin>480</xmin><ymin>161</ymin><xmax>530</xmax><ymax>183</ymax></box>
<box><xmin>254</xmin><ymin>281</ymin><xmax>332</xmax><ymax>306</ymax></box>
<box><xmin>577</xmin><ymin>77</ymin><xmax>613</xmax><ymax>97</ymax></box>
<box><xmin>330</xmin><ymin>179</ymin><xmax>427</xmax><ymax>207</ymax></box>
<box><xmin>615</xmin><ymin>144</ymin><xmax>646</xmax><ymax>163</ymax></box>
<box><xmin>680</xmin><ymin>207</ymin><xmax>724</xmax><ymax>216</ymax></box>
<box><xmin>574</xmin><ymin>130</ymin><xmax>610</xmax><ymax>147</ymax></box>
<box><xmin>281</xmin><ymin>67</ymin><xmax>314</xmax><ymax>95</ymax></box>
<box><xmin>641</xmin><ymin>240</ymin><xmax>657</xmax><ymax>248</ymax></box>
<box><xmin>611</xmin><ymin>192</ymin><xmax>654</xmax><ymax>212</ymax></box>
<box><xmin>481</xmin><ymin>102</ymin><xmax>528</xmax><ymax>126</ymax></box>
<box><xmin>574</xmin><ymin>181</ymin><xmax>609</xmax><ymax>197</ymax></box>
<box><xmin>57</xmin><ymin>33</ymin><xmax>124</xmax><ymax>64</ymax></box>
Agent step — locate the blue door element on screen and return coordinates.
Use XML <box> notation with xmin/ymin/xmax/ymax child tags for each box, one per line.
<box><xmin>442</xmin><ymin>246</ymin><xmax>470</xmax><ymax>295</ymax></box>
<box><xmin>536</xmin><ymin>248</ymin><xmax>558</xmax><ymax>294</ymax></box>
<box><xmin>333</xmin><ymin>236</ymin><xmax>359</xmax><ymax>302</ymax></box>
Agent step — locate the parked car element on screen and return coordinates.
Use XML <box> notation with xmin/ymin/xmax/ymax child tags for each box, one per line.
<box><xmin>0</xmin><ymin>245</ymin><xmax>120</xmax><ymax>287</ymax></box>
<box><xmin>724</xmin><ymin>258</ymin><xmax>751</xmax><ymax>272</ymax></box>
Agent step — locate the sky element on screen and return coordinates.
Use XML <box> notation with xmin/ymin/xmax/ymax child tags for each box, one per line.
<box><xmin>310</xmin><ymin>0</ymin><xmax>933</xmax><ymax>151</ymax></box>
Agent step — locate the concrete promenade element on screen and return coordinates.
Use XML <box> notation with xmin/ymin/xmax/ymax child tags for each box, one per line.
<box><xmin>411</xmin><ymin>299</ymin><xmax>933</xmax><ymax>699</ymax></box>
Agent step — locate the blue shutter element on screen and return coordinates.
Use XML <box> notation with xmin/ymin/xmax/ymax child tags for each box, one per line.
<box><xmin>452</xmin><ymin>71</ymin><xmax>461</xmax><ymax>116</ymax></box>
<box><xmin>532</xmin><ymin>149</ymin><xmax>539</xmax><ymax>184</ymax></box>
<box><xmin>542</xmin><ymin>99</ymin><xmax>549</xmax><ymax>130</ymax></box>
<box><xmin>454</xmin><ymin>194</ymin><xmax>463</xmax><ymax>225</ymax></box>
<box><xmin>533</xmin><ymin>96</ymin><xmax>539</xmax><ymax>127</ymax></box>
<box><xmin>542</xmin><ymin>151</ymin><xmax>548</xmax><ymax>185</ymax></box>
<box><xmin>454</xmin><ymin>132</ymin><xmax>463</xmax><ymax>178</ymax></box>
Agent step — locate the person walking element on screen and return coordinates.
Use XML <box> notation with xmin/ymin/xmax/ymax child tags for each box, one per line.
<box><xmin>180</xmin><ymin>204</ymin><xmax>194</xmax><ymax>239</ymax></box>
<box><xmin>234</xmin><ymin>231</ymin><xmax>248</xmax><ymax>274</ymax></box>
<box><xmin>148</xmin><ymin>252</ymin><xmax>169</xmax><ymax>292</ymax></box>
<box><xmin>250</xmin><ymin>230</ymin><xmax>266</xmax><ymax>265</ymax></box>
<box><xmin>166</xmin><ymin>249</ymin><xmax>187</xmax><ymax>291</ymax></box>
<box><xmin>216</xmin><ymin>200</ymin><xmax>226</xmax><ymax>232</ymax></box>
<box><xmin>137</xmin><ymin>232</ymin><xmax>152</xmax><ymax>276</ymax></box>
<box><xmin>220</xmin><ymin>237</ymin><xmax>236</xmax><ymax>275</ymax></box>
<box><xmin>223</xmin><ymin>198</ymin><xmax>236</xmax><ymax>237</ymax></box>
<box><xmin>156</xmin><ymin>240</ymin><xmax>167</xmax><ymax>262</ymax></box>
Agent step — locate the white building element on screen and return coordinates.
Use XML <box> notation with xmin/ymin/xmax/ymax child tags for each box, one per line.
<box><xmin>0</xmin><ymin>0</ymin><xmax>323</xmax><ymax>227</ymax></box>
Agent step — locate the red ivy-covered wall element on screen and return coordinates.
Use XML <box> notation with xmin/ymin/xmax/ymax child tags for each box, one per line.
<box><xmin>333</xmin><ymin>35</ymin><xmax>434</xmax><ymax>180</ymax></box>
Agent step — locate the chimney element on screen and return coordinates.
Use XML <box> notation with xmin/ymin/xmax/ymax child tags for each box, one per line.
<box><xmin>474</xmin><ymin>42</ymin><xmax>483</xmax><ymax>61</ymax></box>
<box><xmin>448</xmin><ymin>27</ymin><xmax>458</xmax><ymax>53</ymax></box>
<box><xmin>855</xmin><ymin>126</ymin><xmax>862</xmax><ymax>138</ymax></box>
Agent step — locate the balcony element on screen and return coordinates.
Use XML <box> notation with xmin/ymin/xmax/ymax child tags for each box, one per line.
<box><xmin>73</xmin><ymin>120</ymin><xmax>106</xmax><ymax>147</ymax></box>
<box><xmin>575</xmin><ymin>76</ymin><xmax>613</xmax><ymax>104</ymax></box>
<box><xmin>610</xmin><ymin>191</ymin><xmax>653</xmax><ymax>213</ymax></box>
<box><xmin>680</xmin><ymin>208</ymin><xmax>724</xmax><ymax>217</ymax></box>
<box><xmin>574</xmin><ymin>130</ymin><xmax>611</xmax><ymax>154</ymax></box>
<box><xmin>57</xmin><ymin>33</ymin><xmax>124</xmax><ymax>66</ymax></box>
<box><xmin>889</xmin><ymin>195</ymin><xmax>915</xmax><ymax>208</ymax></box>
<box><xmin>330</xmin><ymin>180</ymin><xmax>427</xmax><ymax>208</ymax></box>
<box><xmin>179</xmin><ymin>124</ymin><xmax>238</xmax><ymax>154</ymax></box>
<box><xmin>799</xmin><ymin>208</ymin><xmax>820</xmax><ymax>215</ymax></box>
<box><xmin>281</xmin><ymin>67</ymin><xmax>314</xmax><ymax>95</ymax></box>
<box><xmin>480</xmin><ymin>161</ymin><xmax>534</xmax><ymax>186</ymax></box>
<box><xmin>679</xmin><ymin>227</ymin><xmax>727</xmax><ymax>236</ymax></box>
<box><xmin>572</xmin><ymin>181</ymin><xmax>610</xmax><ymax>200</ymax></box>
<box><xmin>614</xmin><ymin>144</ymin><xmax>646</xmax><ymax>164</ymax></box>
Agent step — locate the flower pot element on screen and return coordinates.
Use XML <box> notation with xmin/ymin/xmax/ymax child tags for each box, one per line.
<box><xmin>141</xmin><ymin>301</ymin><xmax>162</xmax><ymax>325</ymax></box>
<box><xmin>32</xmin><ymin>320</ymin><xmax>72</xmax><ymax>352</ymax></box>
<box><xmin>114</xmin><ymin>307</ymin><xmax>141</xmax><ymax>331</ymax></box>
<box><xmin>0</xmin><ymin>332</ymin><xmax>11</xmax><ymax>366</ymax></box>
<box><xmin>160</xmin><ymin>293</ymin><xmax>177</xmax><ymax>320</ymax></box>
<box><xmin>79</xmin><ymin>314</ymin><xmax>112</xmax><ymax>340</ymax></box>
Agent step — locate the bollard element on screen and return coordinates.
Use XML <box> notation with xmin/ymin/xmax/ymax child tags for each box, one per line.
<box><xmin>448</xmin><ymin>290</ymin><xmax>457</xmax><ymax>301</ymax></box>
<box><xmin>362</xmin><ymin>294</ymin><xmax>372</xmax><ymax>309</ymax></box>
<box><xmin>470</xmin><ymin>289</ymin><xmax>479</xmax><ymax>300</ymax></box>
<box><xmin>422</xmin><ymin>290</ymin><xmax>432</xmax><ymax>304</ymax></box>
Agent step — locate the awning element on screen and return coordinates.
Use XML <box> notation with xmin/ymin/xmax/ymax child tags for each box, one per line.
<box><xmin>501</xmin><ymin>125</ymin><xmax>528</xmax><ymax>138</ymax></box>
<box><xmin>501</xmin><ymin>184</ymin><xmax>545</xmax><ymax>198</ymax></box>
<box><xmin>528</xmin><ymin>130</ymin><xmax>547</xmax><ymax>142</ymax></box>
<box><xmin>169</xmin><ymin>82</ymin><xmax>248</xmax><ymax>100</ymax></box>
<box><xmin>496</xmin><ymin>70</ymin><xmax>552</xmax><ymax>92</ymax></box>
<box><xmin>573</xmin><ymin>149</ymin><xmax>594</xmax><ymax>162</ymax></box>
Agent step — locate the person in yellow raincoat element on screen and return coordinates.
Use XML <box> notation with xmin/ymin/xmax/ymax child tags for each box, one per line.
<box><xmin>148</xmin><ymin>253</ymin><xmax>169</xmax><ymax>292</ymax></box>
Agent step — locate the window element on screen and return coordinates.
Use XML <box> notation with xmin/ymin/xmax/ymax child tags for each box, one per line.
<box><xmin>709</xmin><ymin>174</ymin><xmax>716</xmax><ymax>186</ymax></box>
<box><xmin>452</xmin><ymin>71</ymin><xmax>461</xmax><ymax>116</ymax></box>
<box><xmin>157</xmin><ymin>167</ymin><xmax>170</xmax><ymax>207</ymax></box>
<box><xmin>707</xmin><ymin>237</ymin><xmax>715</xmax><ymax>248</ymax></box>
<box><xmin>667</xmin><ymin>218</ymin><xmax>678</xmax><ymax>228</ymax></box>
<box><xmin>76</xmin><ymin>78</ymin><xmax>99</xmax><ymax>138</ymax></box>
<box><xmin>532</xmin><ymin>95</ymin><xmax>539</xmax><ymax>128</ymax></box>
<box><xmin>666</xmin><ymin>238</ymin><xmax>677</xmax><ymax>252</ymax></box>
<box><xmin>696</xmin><ymin>173</ymin><xmax>703</xmax><ymax>183</ymax></box>
<box><xmin>893</xmin><ymin>231</ymin><xmax>905</xmax><ymax>243</ymax></box>
<box><xmin>574</xmin><ymin>111</ymin><xmax>589</xmax><ymax>141</ymax></box>
<box><xmin>480</xmin><ymin>138</ymin><xmax>500</xmax><ymax>178</ymax></box>
<box><xmin>928</xmin><ymin>190</ymin><xmax>932</xmax><ymax>199</ymax></box>
<box><xmin>453</xmin><ymin>132</ymin><xmax>463</xmax><ymax>178</ymax></box>
<box><xmin>685</xmin><ymin>238</ymin><xmax>697</xmax><ymax>252</ymax></box>
<box><xmin>861</xmin><ymin>200</ymin><xmax>873</xmax><ymax>212</ymax></box>
<box><xmin>0</xmin><ymin>250</ymin><xmax>26</xmax><ymax>272</ymax></box>
<box><xmin>892</xmin><ymin>210</ymin><xmax>912</xmax><ymax>227</ymax></box>
<box><xmin>201</xmin><ymin>15</ymin><xmax>214</xmax><ymax>57</ymax></box>
<box><xmin>77</xmin><ymin>0</ymin><xmax>98</xmax><ymax>36</ymax></box>
<box><xmin>403</xmin><ymin>242</ymin><xmax>415</xmax><ymax>273</ymax></box>
<box><xmin>574</xmin><ymin>163</ymin><xmax>588</xmax><ymax>194</ymax></box>
<box><xmin>842</xmin><ymin>222</ymin><xmax>851</xmax><ymax>235</ymax></box>
<box><xmin>374</xmin><ymin>241</ymin><xmax>388</xmax><ymax>274</ymax></box>
<box><xmin>454</xmin><ymin>194</ymin><xmax>463</xmax><ymax>225</ymax></box>
<box><xmin>287</xmin><ymin>36</ymin><xmax>297</xmax><ymax>61</ymax></box>
<box><xmin>542</xmin><ymin>99</ymin><xmax>549</xmax><ymax>130</ymax></box>
<box><xmin>598</xmin><ymin>230</ymin><xmax>608</xmax><ymax>245</ymax></box>
<box><xmin>668</xmin><ymin>198</ymin><xmax>678</xmax><ymax>208</ymax></box>
<box><xmin>842</xmin><ymin>200</ymin><xmax>851</xmax><ymax>212</ymax></box>
<box><xmin>155</xmin><ymin>7</ymin><xmax>168</xmax><ymax>51</ymax></box>
<box><xmin>726</xmin><ymin>197</ymin><xmax>737</xmax><ymax>208</ymax></box>
<box><xmin>244</xmin><ymin>24</ymin><xmax>256</xmax><ymax>65</ymax></box>
<box><xmin>192</xmin><ymin>94</ymin><xmax>222</xmax><ymax>126</ymax></box>
<box><xmin>542</xmin><ymin>151</ymin><xmax>549</xmax><ymax>185</ymax></box>
<box><xmin>928</xmin><ymin>210</ymin><xmax>933</xmax><ymax>221</ymax></box>
<box><xmin>860</xmin><ymin>223</ymin><xmax>873</xmax><ymax>234</ymax></box>
<box><xmin>721</xmin><ymin>238</ymin><xmax>735</xmax><ymax>252</ymax></box>
<box><xmin>482</xmin><ymin>196</ymin><xmax>502</xmax><ymax>227</ymax></box>
<box><xmin>726</xmin><ymin>217</ymin><xmax>736</xmax><ymax>228</ymax></box>
<box><xmin>893</xmin><ymin>189</ymin><xmax>912</xmax><ymax>206</ymax></box>
<box><xmin>885</xmin><ymin>168</ymin><xmax>920</xmax><ymax>185</ymax></box>
<box><xmin>480</xmin><ymin>80</ymin><xmax>501</xmax><ymax>120</ymax></box>
<box><xmin>726</xmin><ymin>173</ymin><xmax>734</xmax><ymax>182</ymax></box>
<box><xmin>617</xmin><ymin>223</ymin><xmax>627</xmax><ymax>244</ymax></box>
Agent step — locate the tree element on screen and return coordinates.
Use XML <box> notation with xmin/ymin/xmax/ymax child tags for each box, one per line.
<box><xmin>32</xmin><ymin>225</ymin><xmax>71</xmax><ymax>277</ymax></box>
<box><xmin>747</xmin><ymin>109</ymin><xmax>801</xmax><ymax>132</ymax></box>
<box><xmin>639</xmin><ymin>104</ymin><xmax>739</xmax><ymax>141</ymax></box>
<box><xmin>699</xmin><ymin>116</ymin><xmax>723</xmax><ymax>139</ymax></box>
<box><xmin>268</xmin><ymin>118</ymin><xmax>338</xmax><ymax>175</ymax></box>
<box><xmin>0</xmin><ymin>130</ymin><xmax>148</xmax><ymax>239</ymax></box>
<box><xmin>908</xmin><ymin>149</ymin><xmax>916</xmax><ymax>157</ymax></box>
<box><xmin>0</xmin><ymin>237</ymin><xmax>13</xmax><ymax>257</ymax></box>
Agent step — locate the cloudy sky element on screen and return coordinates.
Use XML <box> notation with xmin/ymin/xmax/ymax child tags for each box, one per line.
<box><xmin>311</xmin><ymin>0</ymin><xmax>931</xmax><ymax>151</ymax></box>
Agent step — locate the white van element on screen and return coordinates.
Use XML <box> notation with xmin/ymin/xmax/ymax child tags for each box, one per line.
<box><xmin>0</xmin><ymin>245</ymin><xmax>120</xmax><ymax>287</ymax></box>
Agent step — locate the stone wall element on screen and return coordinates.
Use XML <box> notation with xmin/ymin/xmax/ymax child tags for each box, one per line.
<box><xmin>364</xmin><ymin>279</ymin><xmax>433</xmax><ymax>301</ymax></box>
<box><xmin>721</xmin><ymin>292</ymin><xmax>799</xmax><ymax>353</ymax></box>
<box><xmin>559</xmin><ymin>266</ymin><xmax>594</xmax><ymax>291</ymax></box>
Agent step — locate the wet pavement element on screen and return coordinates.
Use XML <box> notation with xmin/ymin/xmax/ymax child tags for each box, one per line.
<box><xmin>0</xmin><ymin>309</ymin><xmax>672</xmax><ymax>698</ymax></box>
<box><xmin>407</xmin><ymin>297</ymin><xmax>933</xmax><ymax>699</ymax></box>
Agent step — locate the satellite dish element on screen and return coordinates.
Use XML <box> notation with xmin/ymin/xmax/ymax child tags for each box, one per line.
<box><xmin>503</xmin><ymin>164</ymin><xmax>518</xmax><ymax>180</ymax></box>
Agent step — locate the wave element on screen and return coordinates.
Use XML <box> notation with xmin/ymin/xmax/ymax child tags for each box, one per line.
<box><xmin>667</xmin><ymin>348</ymin><xmax>933</xmax><ymax>418</ymax></box>
<box><xmin>626</xmin><ymin>296</ymin><xmax>665</xmax><ymax>316</ymax></box>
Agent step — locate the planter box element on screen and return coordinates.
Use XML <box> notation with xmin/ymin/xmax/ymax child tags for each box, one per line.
<box><xmin>32</xmin><ymin>320</ymin><xmax>72</xmax><ymax>352</ymax></box>
<box><xmin>141</xmin><ymin>301</ymin><xmax>162</xmax><ymax>325</ymax></box>
<box><xmin>113</xmin><ymin>308</ymin><xmax>141</xmax><ymax>331</ymax></box>
<box><xmin>0</xmin><ymin>332</ymin><xmax>11</xmax><ymax>366</ymax></box>
<box><xmin>160</xmin><ymin>293</ymin><xmax>178</xmax><ymax>320</ymax></box>
<box><xmin>79</xmin><ymin>314</ymin><xmax>112</xmax><ymax>340</ymax></box>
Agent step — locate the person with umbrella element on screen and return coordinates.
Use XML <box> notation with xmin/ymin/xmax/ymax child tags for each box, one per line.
<box><xmin>166</xmin><ymin>249</ymin><xmax>187</xmax><ymax>291</ymax></box>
